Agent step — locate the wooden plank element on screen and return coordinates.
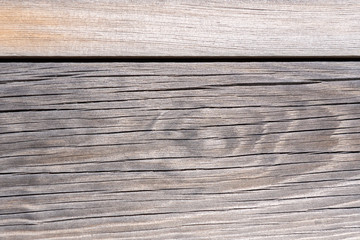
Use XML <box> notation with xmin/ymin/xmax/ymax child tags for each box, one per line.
<box><xmin>0</xmin><ymin>62</ymin><xmax>360</xmax><ymax>239</ymax></box>
<box><xmin>0</xmin><ymin>0</ymin><xmax>360</xmax><ymax>57</ymax></box>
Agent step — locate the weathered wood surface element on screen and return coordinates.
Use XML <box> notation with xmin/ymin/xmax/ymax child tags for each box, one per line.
<box><xmin>0</xmin><ymin>62</ymin><xmax>360</xmax><ymax>239</ymax></box>
<box><xmin>1</xmin><ymin>0</ymin><xmax>360</xmax><ymax>57</ymax></box>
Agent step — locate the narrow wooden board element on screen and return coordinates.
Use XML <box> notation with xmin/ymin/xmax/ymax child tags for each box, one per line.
<box><xmin>1</xmin><ymin>0</ymin><xmax>360</xmax><ymax>56</ymax></box>
<box><xmin>1</xmin><ymin>62</ymin><xmax>360</xmax><ymax>239</ymax></box>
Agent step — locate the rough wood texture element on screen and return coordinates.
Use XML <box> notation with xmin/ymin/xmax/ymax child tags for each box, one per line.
<box><xmin>1</xmin><ymin>0</ymin><xmax>360</xmax><ymax>57</ymax></box>
<box><xmin>0</xmin><ymin>62</ymin><xmax>360</xmax><ymax>239</ymax></box>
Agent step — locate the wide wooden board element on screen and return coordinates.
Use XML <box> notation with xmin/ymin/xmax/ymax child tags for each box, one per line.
<box><xmin>1</xmin><ymin>0</ymin><xmax>360</xmax><ymax>56</ymax></box>
<box><xmin>0</xmin><ymin>62</ymin><xmax>360</xmax><ymax>239</ymax></box>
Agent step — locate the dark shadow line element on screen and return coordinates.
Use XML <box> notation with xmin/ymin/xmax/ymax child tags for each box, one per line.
<box><xmin>0</xmin><ymin>56</ymin><xmax>360</xmax><ymax>62</ymax></box>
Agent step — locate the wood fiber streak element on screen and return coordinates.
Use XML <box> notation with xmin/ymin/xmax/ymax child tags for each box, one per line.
<box><xmin>0</xmin><ymin>0</ymin><xmax>360</xmax><ymax>56</ymax></box>
<box><xmin>0</xmin><ymin>62</ymin><xmax>360</xmax><ymax>239</ymax></box>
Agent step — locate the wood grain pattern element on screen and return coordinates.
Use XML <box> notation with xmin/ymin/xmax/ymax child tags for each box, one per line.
<box><xmin>1</xmin><ymin>0</ymin><xmax>360</xmax><ymax>57</ymax></box>
<box><xmin>0</xmin><ymin>62</ymin><xmax>359</xmax><ymax>239</ymax></box>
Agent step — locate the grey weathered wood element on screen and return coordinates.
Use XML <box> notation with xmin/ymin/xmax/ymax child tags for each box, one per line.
<box><xmin>0</xmin><ymin>62</ymin><xmax>360</xmax><ymax>239</ymax></box>
<box><xmin>0</xmin><ymin>0</ymin><xmax>360</xmax><ymax>56</ymax></box>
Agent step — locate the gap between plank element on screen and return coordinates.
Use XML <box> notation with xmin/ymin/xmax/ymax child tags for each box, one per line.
<box><xmin>1</xmin><ymin>56</ymin><xmax>360</xmax><ymax>62</ymax></box>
